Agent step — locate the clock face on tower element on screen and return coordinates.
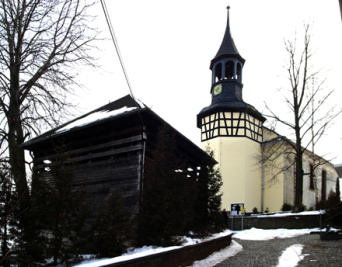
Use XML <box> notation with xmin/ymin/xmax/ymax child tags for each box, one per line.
<box><xmin>213</xmin><ymin>84</ymin><xmax>222</xmax><ymax>96</ymax></box>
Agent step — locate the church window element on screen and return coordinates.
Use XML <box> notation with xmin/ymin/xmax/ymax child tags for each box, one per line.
<box><xmin>309</xmin><ymin>164</ymin><xmax>314</xmax><ymax>190</ymax></box>
<box><xmin>321</xmin><ymin>170</ymin><xmax>327</xmax><ymax>200</ymax></box>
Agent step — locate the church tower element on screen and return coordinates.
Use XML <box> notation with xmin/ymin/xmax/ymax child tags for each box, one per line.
<box><xmin>197</xmin><ymin>7</ymin><xmax>266</xmax><ymax>212</ymax></box>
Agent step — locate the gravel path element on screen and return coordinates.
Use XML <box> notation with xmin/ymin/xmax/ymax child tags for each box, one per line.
<box><xmin>214</xmin><ymin>234</ymin><xmax>342</xmax><ymax>267</ymax></box>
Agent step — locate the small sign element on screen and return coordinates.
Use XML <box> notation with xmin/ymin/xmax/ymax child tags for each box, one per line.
<box><xmin>231</xmin><ymin>203</ymin><xmax>244</xmax><ymax>215</ymax></box>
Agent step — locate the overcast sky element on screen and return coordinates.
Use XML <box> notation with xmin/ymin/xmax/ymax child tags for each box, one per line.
<box><xmin>75</xmin><ymin>0</ymin><xmax>342</xmax><ymax>164</ymax></box>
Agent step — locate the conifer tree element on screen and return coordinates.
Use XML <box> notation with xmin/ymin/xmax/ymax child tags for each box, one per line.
<box><xmin>192</xmin><ymin>147</ymin><xmax>223</xmax><ymax>236</ymax></box>
<box><xmin>137</xmin><ymin>124</ymin><xmax>190</xmax><ymax>246</ymax></box>
<box><xmin>90</xmin><ymin>189</ymin><xmax>133</xmax><ymax>258</ymax></box>
<box><xmin>0</xmin><ymin>163</ymin><xmax>20</xmax><ymax>267</ymax></box>
<box><xmin>25</xmin><ymin>146</ymin><xmax>89</xmax><ymax>266</ymax></box>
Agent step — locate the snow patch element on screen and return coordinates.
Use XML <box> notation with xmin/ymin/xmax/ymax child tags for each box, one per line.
<box><xmin>75</xmin><ymin>228</ymin><xmax>317</xmax><ymax>267</ymax></box>
<box><xmin>256</xmin><ymin>210</ymin><xmax>324</xmax><ymax>218</ymax></box>
<box><xmin>75</xmin><ymin>230</ymin><xmax>233</xmax><ymax>267</ymax></box>
<box><xmin>192</xmin><ymin>240</ymin><xmax>243</xmax><ymax>267</ymax></box>
<box><xmin>56</xmin><ymin>106</ymin><xmax>136</xmax><ymax>133</ymax></box>
<box><xmin>233</xmin><ymin>228</ymin><xmax>319</xmax><ymax>241</ymax></box>
<box><xmin>276</xmin><ymin>244</ymin><xmax>305</xmax><ymax>267</ymax></box>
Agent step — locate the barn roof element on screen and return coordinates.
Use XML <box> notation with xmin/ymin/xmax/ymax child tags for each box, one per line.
<box><xmin>22</xmin><ymin>95</ymin><xmax>214</xmax><ymax>164</ymax></box>
<box><xmin>22</xmin><ymin>95</ymin><xmax>145</xmax><ymax>148</ymax></box>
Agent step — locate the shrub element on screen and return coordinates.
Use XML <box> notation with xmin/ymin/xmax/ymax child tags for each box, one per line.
<box><xmin>316</xmin><ymin>190</ymin><xmax>340</xmax><ymax>210</ymax></box>
<box><xmin>281</xmin><ymin>203</ymin><xmax>293</xmax><ymax>212</ymax></box>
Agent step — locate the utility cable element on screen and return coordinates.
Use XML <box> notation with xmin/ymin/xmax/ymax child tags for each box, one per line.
<box><xmin>100</xmin><ymin>0</ymin><xmax>146</xmax><ymax>197</ymax></box>
<box><xmin>100</xmin><ymin>0</ymin><xmax>145</xmax><ymax>117</ymax></box>
<box><xmin>100</xmin><ymin>0</ymin><xmax>135</xmax><ymax>99</ymax></box>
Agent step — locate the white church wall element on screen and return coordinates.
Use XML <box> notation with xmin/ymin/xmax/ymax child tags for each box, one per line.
<box><xmin>202</xmin><ymin>137</ymin><xmax>262</xmax><ymax>213</ymax></box>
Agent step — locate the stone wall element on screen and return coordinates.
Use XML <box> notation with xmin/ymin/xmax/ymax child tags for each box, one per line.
<box><xmin>229</xmin><ymin>214</ymin><xmax>321</xmax><ymax>230</ymax></box>
<box><xmin>102</xmin><ymin>234</ymin><xmax>232</xmax><ymax>267</ymax></box>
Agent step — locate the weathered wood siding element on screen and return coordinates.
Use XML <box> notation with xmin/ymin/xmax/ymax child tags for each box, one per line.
<box><xmin>31</xmin><ymin>117</ymin><xmax>146</xmax><ymax>218</ymax></box>
<box><xmin>26</xmin><ymin>109</ymin><xmax>213</xmax><ymax>226</ymax></box>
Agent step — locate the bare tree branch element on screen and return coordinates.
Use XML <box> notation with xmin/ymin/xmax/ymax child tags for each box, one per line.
<box><xmin>0</xmin><ymin>0</ymin><xmax>99</xmax><ymax>216</ymax></box>
<box><xmin>262</xmin><ymin>24</ymin><xmax>341</xmax><ymax>207</ymax></box>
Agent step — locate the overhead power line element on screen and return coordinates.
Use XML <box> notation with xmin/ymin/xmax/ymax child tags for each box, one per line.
<box><xmin>99</xmin><ymin>0</ymin><xmax>145</xmax><ymax>138</ymax></box>
<box><xmin>100</xmin><ymin>0</ymin><xmax>134</xmax><ymax>98</ymax></box>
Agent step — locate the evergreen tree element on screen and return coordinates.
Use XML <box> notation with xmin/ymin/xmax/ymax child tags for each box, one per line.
<box><xmin>90</xmin><ymin>189</ymin><xmax>133</xmax><ymax>258</ymax></box>
<box><xmin>137</xmin><ymin>124</ymin><xmax>190</xmax><ymax>246</ymax></box>
<box><xmin>322</xmin><ymin>189</ymin><xmax>342</xmax><ymax>228</ymax></box>
<box><xmin>0</xmin><ymin>163</ymin><xmax>20</xmax><ymax>267</ymax></box>
<box><xmin>192</xmin><ymin>147</ymin><xmax>223</xmax><ymax>236</ymax></box>
<box><xmin>24</xmin><ymin>146</ymin><xmax>89</xmax><ymax>266</ymax></box>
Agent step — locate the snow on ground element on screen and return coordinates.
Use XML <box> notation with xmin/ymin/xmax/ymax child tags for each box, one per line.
<box><xmin>232</xmin><ymin>227</ymin><xmax>320</xmax><ymax>241</ymax></box>
<box><xmin>74</xmin><ymin>227</ymin><xmax>318</xmax><ymax>267</ymax></box>
<box><xmin>256</xmin><ymin>210</ymin><xmax>324</xmax><ymax>218</ymax></box>
<box><xmin>74</xmin><ymin>230</ymin><xmax>233</xmax><ymax>267</ymax></box>
<box><xmin>276</xmin><ymin>244</ymin><xmax>306</xmax><ymax>267</ymax></box>
<box><xmin>191</xmin><ymin>240</ymin><xmax>243</xmax><ymax>267</ymax></box>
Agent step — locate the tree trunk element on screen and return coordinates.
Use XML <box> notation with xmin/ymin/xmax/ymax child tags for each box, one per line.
<box><xmin>295</xmin><ymin>150</ymin><xmax>303</xmax><ymax>207</ymax></box>
<box><xmin>8</xmin><ymin>68</ymin><xmax>30</xmax><ymax>214</ymax></box>
<box><xmin>294</xmin><ymin>99</ymin><xmax>303</xmax><ymax>208</ymax></box>
<box><xmin>8</xmin><ymin>121</ymin><xmax>29</xmax><ymax>208</ymax></box>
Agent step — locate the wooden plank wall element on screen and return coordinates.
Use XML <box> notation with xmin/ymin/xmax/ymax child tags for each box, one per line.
<box><xmin>32</xmin><ymin>123</ymin><xmax>146</xmax><ymax>221</ymax></box>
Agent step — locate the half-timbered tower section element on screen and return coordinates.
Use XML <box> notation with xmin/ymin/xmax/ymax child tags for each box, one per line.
<box><xmin>197</xmin><ymin>6</ymin><xmax>338</xmax><ymax>213</ymax></box>
<box><xmin>23</xmin><ymin>95</ymin><xmax>210</xmax><ymax>220</ymax></box>
<box><xmin>197</xmin><ymin>7</ymin><xmax>266</xmax><ymax>212</ymax></box>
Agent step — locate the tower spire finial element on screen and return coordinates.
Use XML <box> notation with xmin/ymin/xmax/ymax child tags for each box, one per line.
<box><xmin>210</xmin><ymin>5</ymin><xmax>244</xmax><ymax>70</ymax></box>
<box><xmin>227</xmin><ymin>6</ymin><xmax>230</xmax><ymax>29</ymax></box>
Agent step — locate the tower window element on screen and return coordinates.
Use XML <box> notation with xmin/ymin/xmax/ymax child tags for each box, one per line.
<box><xmin>236</xmin><ymin>63</ymin><xmax>242</xmax><ymax>82</ymax></box>
<box><xmin>214</xmin><ymin>63</ymin><xmax>222</xmax><ymax>82</ymax></box>
<box><xmin>225</xmin><ymin>61</ymin><xmax>234</xmax><ymax>79</ymax></box>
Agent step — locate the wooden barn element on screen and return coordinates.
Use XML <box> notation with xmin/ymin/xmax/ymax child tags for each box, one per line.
<box><xmin>22</xmin><ymin>94</ymin><xmax>213</xmax><ymax>216</ymax></box>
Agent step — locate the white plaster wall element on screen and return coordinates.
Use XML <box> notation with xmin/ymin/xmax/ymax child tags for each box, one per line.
<box><xmin>263</xmin><ymin>148</ymin><xmax>286</xmax><ymax>213</ymax></box>
<box><xmin>202</xmin><ymin>137</ymin><xmax>262</xmax><ymax>213</ymax></box>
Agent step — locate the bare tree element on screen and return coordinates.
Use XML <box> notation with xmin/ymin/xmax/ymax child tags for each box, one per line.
<box><xmin>264</xmin><ymin>25</ymin><xmax>341</xmax><ymax>208</ymax></box>
<box><xmin>0</xmin><ymin>0</ymin><xmax>98</xmax><ymax>209</ymax></box>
